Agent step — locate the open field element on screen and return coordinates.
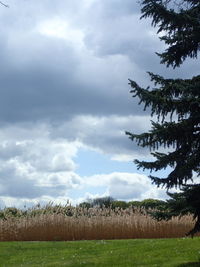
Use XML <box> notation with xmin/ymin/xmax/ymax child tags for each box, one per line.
<box><xmin>0</xmin><ymin>205</ymin><xmax>198</xmax><ymax>241</ymax></box>
<box><xmin>0</xmin><ymin>238</ymin><xmax>200</xmax><ymax>266</ymax></box>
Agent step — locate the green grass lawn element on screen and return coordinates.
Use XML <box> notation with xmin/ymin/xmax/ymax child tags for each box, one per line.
<box><xmin>0</xmin><ymin>238</ymin><xmax>200</xmax><ymax>267</ymax></box>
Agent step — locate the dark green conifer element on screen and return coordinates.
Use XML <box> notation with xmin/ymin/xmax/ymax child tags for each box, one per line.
<box><xmin>126</xmin><ymin>0</ymin><xmax>200</xmax><ymax>236</ymax></box>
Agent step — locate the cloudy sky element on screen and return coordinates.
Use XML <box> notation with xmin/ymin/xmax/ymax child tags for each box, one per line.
<box><xmin>0</xmin><ymin>0</ymin><xmax>199</xmax><ymax>208</ymax></box>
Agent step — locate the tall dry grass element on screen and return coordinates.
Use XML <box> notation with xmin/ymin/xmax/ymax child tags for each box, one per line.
<box><xmin>0</xmin><ymin>205</ymin><xmax>197</xmax><ymax>241</ymax></box>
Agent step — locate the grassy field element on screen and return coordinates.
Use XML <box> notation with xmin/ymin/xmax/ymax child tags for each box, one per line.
<box><xmin>0</xmin><ymin>238</ymin><xmax>200</xmax><ymax>266</ymax></box>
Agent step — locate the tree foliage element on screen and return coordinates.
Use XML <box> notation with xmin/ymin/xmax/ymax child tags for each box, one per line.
<box><xmin>79</xmin><ymin>197</ymin><xmax>166</xmax><ymax>210</ymax></box>
<box><xmin>82</xmin><ymin>197</ymin><xmax>115</xmax><ymax>208</ymax></box>
<box><xmin>126</xmin><ymin>0</ymin><xmax>200</xmax><ymax>236</ymax></box>
<box><xmin>140</xmin><ymin>0</ymin><xmax>200</xmax><ymax>68</ymax></box>
<box><xmin>0</xmin><ymin>1</ymin><xmax>9</xmax><ymax>8</ymax></box>
<box><xmin>150</xmin><ymin>185</ymin><xmax>200</xmax><ymax>236</ymax></box>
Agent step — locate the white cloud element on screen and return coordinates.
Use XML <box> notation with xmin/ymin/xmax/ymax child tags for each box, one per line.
<box><xmin>0</xmin><ymin>123</ymin><xmax>83</xmax><ymax>200</ymax></box>
<box><xmin>84</xmin><ymin>172</ymin><xmax>167</xmax><ymax>201</ymax></box>
<box><xmin>111</xmin><ymin>154</ymin><xmax>134</xmax><ymax>162</ymax></box>
<box><xmin>37</xmin><ymin>17</ymin><xmax>85</xmax><ymax>49</ymax></box>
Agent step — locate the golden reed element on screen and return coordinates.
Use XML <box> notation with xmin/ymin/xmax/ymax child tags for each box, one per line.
<box><xmin>0</xmin><ymin>205</ymin><xmax>197</xmax><ymax>241</ymax></box>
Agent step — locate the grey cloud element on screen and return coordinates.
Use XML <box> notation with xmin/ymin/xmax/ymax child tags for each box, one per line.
<box><xmin>90</xmin><ymin>0</ymin><xmax>140</xmax><ymax>18</ymax></box>
<box><xmin>0</xmin><ymin>141</ymin><xmax>24</xmax><ymax>160</ymax></box>
<box><xmin>83</xmin><ymin>2</ymin><xmax>164</xmax><ymax>74</ymax></box>
<box><xmin>84</xmin><ymin>0</ymin><xmax>200</xmax><ymax>78</ymax></box>
<box><xmin>50</xmin><ymin>115</ymin><xmax>151</xmax><ymax>156</ymax></box>
<box><xmin>0</xmin><ymin>33</ymin><xmax>143</xmax><ymax>123</ymax></box>
<box><xmin>0</xmin><ymin>0</ymin><xmax>197</xmax><ymax>126</ymax></box>
<box><xmin>0</xmin><ymin>0</ymin><xmax>155</xmax><ymax>124</ymax></box>
<box><xmin>0</xmin><ymin>163</ymin><xmax>47</xmax><ymax>198</ymax></box>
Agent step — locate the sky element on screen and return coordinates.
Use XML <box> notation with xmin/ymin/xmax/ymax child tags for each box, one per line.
<box><xmin>0</xmin><ymin>0</ymin><xmax>199</xmax><ymax>208</ymax></box>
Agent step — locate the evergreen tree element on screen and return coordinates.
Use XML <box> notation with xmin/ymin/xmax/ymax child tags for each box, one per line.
<box><xmin>0</xmin><ymin>1</ymin><xmax>9</xmax><ymax>8</ymax></box>
<box><xmin>126</xmin><ymin>0</ymin><xmax>200</xmax><ymax>236</ymax></box>
<box><xmin>149</xmin><ymin>186</ymin><xmax>200</xmax><ymax>236</ymax></box>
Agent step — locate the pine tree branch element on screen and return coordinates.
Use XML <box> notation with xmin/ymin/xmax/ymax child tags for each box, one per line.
<box><xmin>0</xmin><ymin>1</ymin><xmax>9</xmax><ymax>7</ymax></box>
<box><xmin>127</xmin><ymin>118</ymin><xmax>200</xmax><ymax>156</ymax></box>
<box><xmin>129</xmin><ymin>74</ymin><xmax>200</xmax><ymax>121</ymax></box>
<box><xmin>140</xmin><ymin>0</ymin><xmax>200</xmax><ymax>67</ymax></box>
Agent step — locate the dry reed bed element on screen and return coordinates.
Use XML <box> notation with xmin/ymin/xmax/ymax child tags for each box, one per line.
<box><xmin>0</xmin><ymin>207</ymin><xmax>196</xmax><ymax>241</ymax></box>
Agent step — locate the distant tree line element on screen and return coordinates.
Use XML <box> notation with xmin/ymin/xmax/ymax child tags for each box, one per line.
<box><xmin>79</xmin><ymin>196</ymin><xmax>166</xmax><ymax>210</ymax></box>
